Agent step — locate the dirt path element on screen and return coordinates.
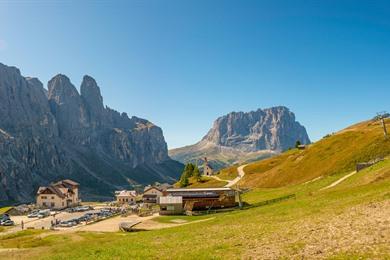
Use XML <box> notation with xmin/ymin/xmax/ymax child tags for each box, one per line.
<box><xmin>321</xmin><ymin>171</ymin><xmax>357</xmax><ymax>190</ymax></box>
<box><xmin>212</xmin><ymin>164</ymin><xmax>247</xmax><ymax>187</ymax></box>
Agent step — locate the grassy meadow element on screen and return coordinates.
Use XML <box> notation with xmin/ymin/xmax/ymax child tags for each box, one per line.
<box><xmin>1</xmin><ymin>158</ymin><xmax>389</xmax><ymax>259</ymax></box>
<box><xmin>241</xmin><ymin>119</ymin><xmax>390</xmax><ymax>188</ymax></box>
<box><xmin>1</xmin><ymin>119</ymin><xmax>389</xmax><ymax>259</ymax></box>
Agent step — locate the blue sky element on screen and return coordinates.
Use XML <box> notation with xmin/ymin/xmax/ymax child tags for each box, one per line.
<box><xmin>1</xmin><ymin>0</ymin><xmax>389</xmax><ymax>148</ymax></box>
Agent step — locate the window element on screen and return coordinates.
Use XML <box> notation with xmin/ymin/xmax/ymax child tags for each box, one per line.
<box><xmin>43</xmin><ymin>202</ymin><xmax>47</xmax><ymax>206</ymax></box>
<box><xmin>62</xmin><ymin>202</ymin><xmax>64</xmax><ymax>206</ymax></box>
<box><xmin>167</xmin><ymin>205</ymin><xmax>175</xmax><ymax>211</ymax></box>
<box><xmin>51</xmin><ymin>196</ymin><xmax>55</xmax><ymax>199</ymax></box>
<box><xmin>41</xmin><ymin>196</ymin><xmax>47</xmax><ymax>199</ymax></box>
<box><xmin>51</xmin><ymin>202</ymin><xmax>55</xmax><ymax>207</ymax></box>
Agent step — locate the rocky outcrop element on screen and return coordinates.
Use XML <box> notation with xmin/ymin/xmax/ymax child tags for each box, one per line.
<box><xmin>0</xmin><ymin>62</ymin><xmax>182</xmax><ymax>205</ymax></box>
<box><xmin>169</xmin><ymin>107</ymin><xmax>310</xmax><ymax>169</ymax></box>
<box><xmin>202</xmin><ymin>106</ymin><xmax>310</xmax><ymax>152</ymax></box>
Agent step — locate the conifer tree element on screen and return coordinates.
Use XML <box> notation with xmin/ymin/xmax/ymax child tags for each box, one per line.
<box><xmin>193</xmin><ymin>165</ymin><xmax>201</xmax><ymax>182</ymax></box>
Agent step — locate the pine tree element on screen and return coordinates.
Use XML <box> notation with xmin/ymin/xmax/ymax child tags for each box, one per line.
<box><xmin>185</xmin><ymin>163</ymin><xmax>195</xmax><ymax>177</ymax></box>
<box><xmin>179</xmin><ymin>171</ymin><xmax>189</xmax><ymax>187</ymax></box>
<box><xmin>193</xmin><ymin>165</ymin><xmax>201</xmax><ymax>182</ymax></box>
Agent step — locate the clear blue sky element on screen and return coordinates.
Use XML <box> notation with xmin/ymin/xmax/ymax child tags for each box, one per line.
<box><xmin>1</xmin><ymin>1</ymin><xmax>389</xmax><ymax>148</ymax></box>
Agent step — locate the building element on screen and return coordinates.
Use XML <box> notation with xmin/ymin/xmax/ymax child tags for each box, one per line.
<box><xmin>36</xmin><ymin>179</ymin><xmax>80</xmax><ymax>210</ymax></box>
<box><xmin>163</xmin><ymin>187</ymin><xmax>236</xmax><ymax>213</ymax></box>
<box><xmin>203</xmin><ymin>157</ymin><xmax>214</xmax><ymax>176</ymax></box>
<box><xmin>115</xmin><ymin>190</ymin><xmax>137</xmax><ymax>205</ymax></box>
<box><xmin>142</xmin><ymin>186</ymin><xmax>163</xmax><ymax>204</ymax></box>
<box><xmin>159</xmin><ymin>196</ymin><xmax>183</xmax><ymax>215</ymax></box>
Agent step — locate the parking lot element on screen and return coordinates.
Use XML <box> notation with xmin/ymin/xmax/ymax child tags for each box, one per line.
<box><xmin>4</xmin><ymin>206</ymin><xmax>120</xmax><ymax>233</ymax></box>
<box><xmin>1</xmin><ymin>202</ymin><xmax>172</xmax><ymax>235</ymax></box>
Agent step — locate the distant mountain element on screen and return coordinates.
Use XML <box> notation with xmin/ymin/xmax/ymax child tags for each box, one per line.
<box><xmin>169</xmin><ymin>106</ymin><xmax>310</xmax><ymax>169</ymax></box>
<box><xmin>0</xmin><ymin>62</ymin><xmax>182</xmax><ymax>205</ymax></box>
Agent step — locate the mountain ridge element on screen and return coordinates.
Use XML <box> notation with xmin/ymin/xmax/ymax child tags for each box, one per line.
<box><xmin>0</xmin><ymin>62</ymin><xmax>182</xmax><ymax>204</ymax></box>
<box><xmin>169</xmin><ymin>106</ymin><xmax>310</xmax><ymax>169</ymax></box>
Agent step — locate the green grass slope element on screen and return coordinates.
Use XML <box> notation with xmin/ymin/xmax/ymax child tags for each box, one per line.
<box><xmin>1</xmin><ymin>158</ymin><xmax>389</xmax><ymax>259</ymax></box>
<box><xmin>242</xmin><ymin>119</ymin><xmax>390</xmax><ymax>188</ymax></box>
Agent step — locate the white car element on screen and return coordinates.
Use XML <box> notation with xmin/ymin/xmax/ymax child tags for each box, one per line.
<box><xmin>1</xmin><ymin>220</ymin><xmax>14</xmax><ymax>226</ymax></box>
<box><xmin>27</xmin><ymin>211</ymin><xmax>39</xmax><ymax>218</ymax></box>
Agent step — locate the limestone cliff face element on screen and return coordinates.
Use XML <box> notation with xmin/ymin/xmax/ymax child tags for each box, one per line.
<box><xmin>170</xmin><ymin>107</ymin><xmax>310</xmax><ymax>169</ymax></box>
<box><xmin>202</xmin><ymin>106</ymin><xmax>310</xmax><ymax>152</ymax></box>
<box><xmin>0</xmin><ymin>63</ymin><xmax>181</xmax><ymax>204</ymax></box>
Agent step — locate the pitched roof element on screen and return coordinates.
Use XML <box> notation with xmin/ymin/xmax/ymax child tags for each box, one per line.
<box><xmin>53</xmin><ymin>179</ymin><xmax>79</xmax><ymax>187</ymax></box>
<box><xmin>115</xmin><ymin>190</ymin><xmax>137</xmax><ymax>197</ymax></box>
<box><xmin>37</xmin><ymin>186</ymin><xmax>66</xmax><ymax>198</ymax></box>
<box><xmin>143</xmin><ymin>186</ymin><xmax>163</xmax><ymax>193</ymax></box>
<box><xmin>37</xmin><ymin>179</ymin><xmax>79</xmax><ymax>199</ymax></box>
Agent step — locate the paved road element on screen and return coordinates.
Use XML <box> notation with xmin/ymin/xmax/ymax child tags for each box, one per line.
<box><xmin>212</xmin><ymin>164</ymin><xmax>248</xmax><ymax>188</ymax></box>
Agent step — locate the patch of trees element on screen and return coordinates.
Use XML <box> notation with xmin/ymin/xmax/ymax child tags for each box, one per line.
<box><xmin>179</xmin><ymin>163</ymin><xmax>201</xmax><ymax>187</ymax></box>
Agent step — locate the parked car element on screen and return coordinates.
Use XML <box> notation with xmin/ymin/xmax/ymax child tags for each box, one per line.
<box><xmin>27</xmin><ymin>210</ymin><xmax>39</xmax><ymax>218</ymax></box>
<box><xmin>1</xmin><ymin>220</ymin><xmax>15</xmax><ymax>226</ymax></box>
<box><xmin>0</xmin><ymin>214</ymin><xmax>10</xmax><ymax>221</ymax></box>
<box><xmin>59</xmin><ymin>221</ymin><xmax>74</xmax><ymax>227</ymax></box>
<box><xmin>37</xmin><ymin>209</ymin><xmax>50</xmax><ymax>218</ymax></box>
<box><xmin>65</xmin><ymin>207</ymin><xmax>75</xmax><ymax>213</ymax></box>
<box><xmin>73</xmin><ymin>206</ymin><xmax>92</xmax><ymax>212</ymax></box>
<box><xmin>77</xmin><ymin>214</ymin><xmax>93</xmax><ymax>222</ymax></box>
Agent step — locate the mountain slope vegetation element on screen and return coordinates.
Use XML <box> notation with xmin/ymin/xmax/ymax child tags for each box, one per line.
<box><xmin>1</xmin><ymin>156</ymin><xmax>389</xmax><ymax>259</ymax></box>
<box><xmin>241</xmin><ymin>118</ymin><xmax>390</xmax><ymax>188</ymax></box>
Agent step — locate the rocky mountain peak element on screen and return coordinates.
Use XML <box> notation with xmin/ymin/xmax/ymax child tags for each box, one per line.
<box><xmin>0</xmin><ymin>63</ymin><xmax>181</xmax><ymax>204</ymax></box>
<box><xmin>25</xmin><ymin>77</ymin><xmax>43</xmax><ymax>88</ymax></box>
<box><xmin>80</xmin><ymin>75</ymin><xmax>104</xmax><ymax>111</ymax></box>
<box><xmin>203</xmin><ymin>106</ymin><xmax>310</xmax><ymax>152</ymax></box>
<box><xmin>48</xmin><ymin>74</ymin><xmax>80</xmax><ymax>102</ymax></box>
<box><xmin>0</xmin><ymin>62</ymin><xmax>21</xmax><ymax>78</ymax></box>
<box><xmin>170</xmin><ymin>106</ymin><xmax>310</xmax><ymax>170</ymax></box>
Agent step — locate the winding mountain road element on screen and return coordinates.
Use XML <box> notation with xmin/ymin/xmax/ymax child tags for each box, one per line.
<box><xmin>212</xmin><ymin>164</ymin><xmax>248</xmax><ymax>188</ymax></box>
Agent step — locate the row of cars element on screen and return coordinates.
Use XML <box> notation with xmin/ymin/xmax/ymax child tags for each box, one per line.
<box><xmin>27</xmin><ymin>206</ymin><xmax>93</xmax><ymax>219</ymax></box>
<box><xmin>27</xmin><ymin>209</ymin><xmax>51</xmax><ymax>219</ymax></box>
<box><xmin>57</xmin><ymin>208</ymin><xmax>118</xmax><ymax>228</ymax></box>
<box><xmin>0</xmin><ymin>214</ymin><xmax>14</xmax><ymax>226</ymax></box>
<box><xmin>65</xmin><ymin>205</ymin><xmax>93</xmax><ymax>213</ymax></box>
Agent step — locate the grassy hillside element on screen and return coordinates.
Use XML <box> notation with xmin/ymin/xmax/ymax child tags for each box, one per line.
<box><xmin>242</xmin><ymin>119</ymin><xmax>390</xmax><ymax>188</ymax></box>
<box><xmin>0</xmin><ymin>158</ymin><xmax>389</xmax><ymax>259</ymax></box>
<box><xmin>174</xmin><ymin>176</ymin><xmax>228</xmax><ymax>188</ymax></box>
<box><xmin>0</xmin><ymin>207</ymin><xmax>11</xmax><ymax>214</ymax></box>
<box><xmin>1</xmin><ymin>119</ymin><xmax>389</xmax><ymax>259</ymax></box>
<box><xmin>179</xmin><ymin>165</ymin><xmax>238</xmax><ymax>188</ymax></box>
<box><xmin>216</xmin><ymin>165</ymin><xmax>239</xmax><ymax>180</ymax></box>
